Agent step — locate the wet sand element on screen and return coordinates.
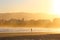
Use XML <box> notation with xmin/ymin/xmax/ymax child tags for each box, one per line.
<box><xmin>0</xmin><ymin>32</ymin><xmax>49</xmax><ymax>37</ymax></box>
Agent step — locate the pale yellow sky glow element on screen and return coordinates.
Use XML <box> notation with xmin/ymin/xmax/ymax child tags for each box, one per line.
<box><xmin>0</xmin><ymin>0</ymin><xmax>55</xmax><ymax>13</ymax></box>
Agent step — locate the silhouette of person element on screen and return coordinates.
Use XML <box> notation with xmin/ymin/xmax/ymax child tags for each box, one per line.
<box><xmin>31</xmin><ymin>28</ymin><xmax>32</xmax><ymax>32</ymax></box>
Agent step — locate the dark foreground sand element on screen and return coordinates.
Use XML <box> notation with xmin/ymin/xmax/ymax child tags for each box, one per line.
<box><xmin>0</xmin><ymin>32</ymin><xmax>60</xmax><ymax>40</ymax></box>
<box><xmin>0</xmin><ymin>34</ymin><xmax>60</xmax><ymax>40</ymax></box>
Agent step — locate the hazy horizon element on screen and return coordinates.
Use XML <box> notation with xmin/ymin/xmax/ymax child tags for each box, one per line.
<box><xmin>0</xmin><ymin>13</ymin><xmax>57</xmax><ymax>21</ymax></box>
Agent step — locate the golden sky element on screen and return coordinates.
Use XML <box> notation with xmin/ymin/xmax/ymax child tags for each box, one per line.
<box><xmin>0</xmin><ymin>0</ymin><xmax>60</xmax><ymax>18</ymax></box>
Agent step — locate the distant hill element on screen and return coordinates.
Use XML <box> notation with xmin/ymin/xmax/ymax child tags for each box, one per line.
<box><xmin>0</xmin><ymin>12</ymin><xmax>54</xmax><ymax>20</ymax></box>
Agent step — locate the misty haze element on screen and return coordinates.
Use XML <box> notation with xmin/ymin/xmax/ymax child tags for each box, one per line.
<box><xmin>0</xmin><ymin>0</ymin><xmax>60</xmax><ymax>40</ymax></box>
<box><xmin>0</xmin><ymin>13</ymin><xmax>60</xmax><ymax>40</ymax></box>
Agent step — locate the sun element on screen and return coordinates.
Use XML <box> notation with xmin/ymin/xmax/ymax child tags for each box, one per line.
<box><xmin>49</xmin><ymin>0</ymin><xmax>60</xmax><ymax>17</ymax></box>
